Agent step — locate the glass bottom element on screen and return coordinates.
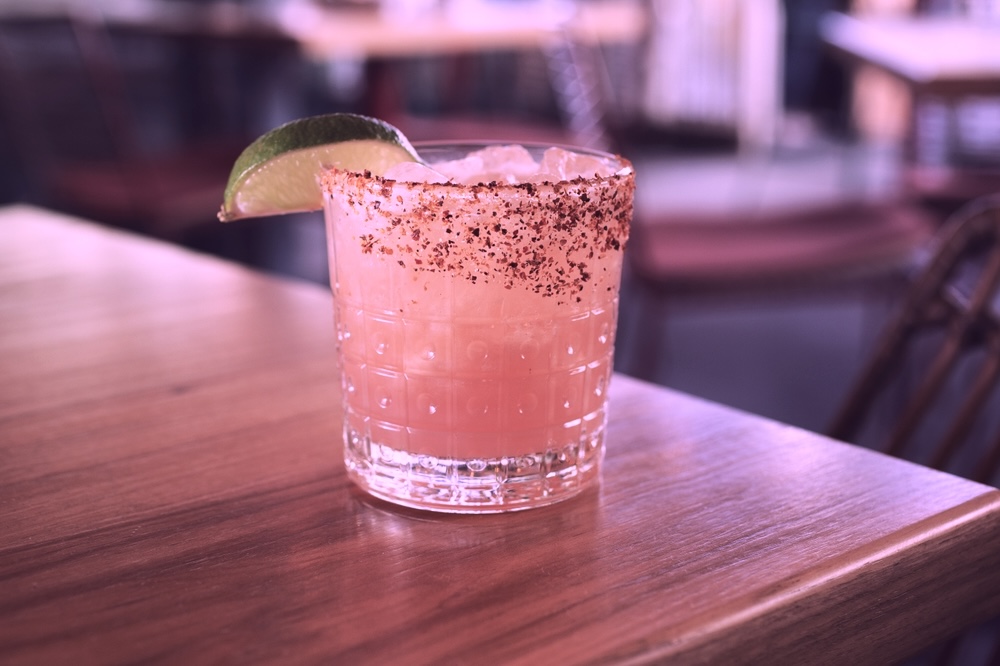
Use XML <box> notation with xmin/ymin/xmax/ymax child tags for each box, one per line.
<box><xmin>343</xmin><ymin>425</ymin><xmax>605</xmax><ymax>513</ymax></box>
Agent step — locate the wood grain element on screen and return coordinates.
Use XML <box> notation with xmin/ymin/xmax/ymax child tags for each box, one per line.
<box><xmin>2</xmin><ymin>205</ymin><xmax>1000</xmax><ymax>665</ymax></box>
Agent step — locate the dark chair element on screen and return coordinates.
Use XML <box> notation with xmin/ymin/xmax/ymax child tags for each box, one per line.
<box><xmin>0</xmin><ymin>10</ymin><xmax>256</xmax><ymax>239</ymax></box>
<box><xmin>829</xmin><ymin>194</ymin><xmax>1000</xmax><ymax>486</ymax></box>
<box><xmin>827</xmin><ymin>194</ymin><xmax>1000</xmax><ymax>666</ymax></box>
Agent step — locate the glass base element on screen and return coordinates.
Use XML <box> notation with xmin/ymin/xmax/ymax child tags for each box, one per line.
<box><xmin>344</xmin><ymin>427</ymin><xmax>604</xmax><ymax>513</ymax></box>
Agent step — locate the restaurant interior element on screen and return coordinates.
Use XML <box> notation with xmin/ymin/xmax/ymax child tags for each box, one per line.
<box><xmin>0</xmin><ymin>0</ymin><xmax>1000</xmax><ymax>431</ymax></box>
<box><xmin>0</xmin><ymin>0</ymin><xmax>1000</xmax><ymax>430</ymax></box>
<box><xmin>7</xmin><ymin>0</ymin><xmax>1000</xmax><ymax>430</ymax></box>
<box><xmin>2</xmin><ymin>1</ymin><xmax>999</xmax><ymax>466</ymax></box>
<box><xmin>3</xmin><ymin>1</ymin><xmax>1000</xmax><ymax>663</ymax></box>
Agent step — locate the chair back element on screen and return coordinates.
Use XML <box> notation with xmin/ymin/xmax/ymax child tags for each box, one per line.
<box><xmin>0</xmin><ymin>14</ymin><xmax>114</xmax><ymax>188</ymax></box>
<box><xmin>0</xmin><ymin>9</ymin><xmax>251</xmax><ymax>235</ymax></box>
<box><xmin>829</xmin><ymin>194</ymin><xmax>1000</xmax><ymax>486</ymax></box>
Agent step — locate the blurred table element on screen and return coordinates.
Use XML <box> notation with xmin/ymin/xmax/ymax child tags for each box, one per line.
<box><xmin>821</xmin><ymin>12</ymin><xmax>1000</xmax><ymax>202</ymax></box>
<box><xmin>275</xmin><ymin>0</ymin><xmax>646</xmax><ymax>59</ymax></box>
<box><xmin>3</xmin><ymin>205</ymin><xmax>1000</xmax><ymax>664</ymax></box>
<box><xmin>821</xmin><ymin>12</ymin><xmax>1000</xmax><ymax>98</ymax></box>
<box><xmin>0</xmin><ymin>0</ymin><xmax>646</xmax><ymax>148</ymax></box>
<box><xmin>273</xmin><ymin>0</ymin><xmax>646</xmax><ymax>148</ymax></box>
<box><xmin>0</xmin><ymin>0</ymin><xmax>645</xmax><ymax>55</ymax></box>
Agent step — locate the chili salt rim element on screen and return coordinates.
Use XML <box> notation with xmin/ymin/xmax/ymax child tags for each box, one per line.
<box><xmin>321</xmin><ymin>162</ymin><xmax>635</xmax><ymax>303</ymax></box>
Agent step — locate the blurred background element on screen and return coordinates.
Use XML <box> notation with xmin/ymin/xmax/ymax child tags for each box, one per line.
<box><xmin>2</xmin><ymin>0</ymin><xmax>999</xmax><ymax>434</ymax></box>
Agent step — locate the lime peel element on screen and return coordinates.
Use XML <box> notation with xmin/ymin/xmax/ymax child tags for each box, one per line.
<box><xmin>219</xmin><ymin>113</ymin><xmax>421</xmax><ymax>222</ymax></box>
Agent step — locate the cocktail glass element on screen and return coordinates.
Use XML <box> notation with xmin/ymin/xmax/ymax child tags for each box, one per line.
<box><xmin>322</xmin><ymin>142</ymin><xmax>635</xmax><ymax>512</ymax></box>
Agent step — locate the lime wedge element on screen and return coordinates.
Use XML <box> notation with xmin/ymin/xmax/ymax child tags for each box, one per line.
<box><xmin>218</xmin><ymin>113</ymin><xmax>421</xmax><ymax>222</ymax></box>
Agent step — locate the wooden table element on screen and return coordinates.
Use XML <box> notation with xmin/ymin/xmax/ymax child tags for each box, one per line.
<box><xmin>3</xmin><ymin>205</ymin><xmax>1000</xmax><ymax>665</ymax></box>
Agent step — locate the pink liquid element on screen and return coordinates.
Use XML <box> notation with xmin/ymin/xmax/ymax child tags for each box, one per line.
<box><xmin>334</xmin><ymin>274</ymin><xmax>618</xmax><ymax>459</ymax></box>
<box><xmin>323</xmin><ymin>145</ymin><xmax>634</xmax><ymax>511</ymax></box>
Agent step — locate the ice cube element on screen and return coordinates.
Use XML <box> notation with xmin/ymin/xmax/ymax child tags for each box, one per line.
<box><xmin>383</xmin><ymin>161</ymin><xmax>451</xmax><ymax>184</ymax></box>
<box><xmin>429</xmin><ymin>154</ymin><xmax>484</xmax><ymax>184</ymax></box>
<box><xmin>423</xmin><ymin>145</ymin><xmax>625</xmax><ymax>185</ymax></box>
<box><xmin>476</xmin><ymin>145</ymin><xmax>538</xmax><ymax>179</ymax></box>
<box><xmin>433</xmin><ymin>145</ymin><xmax>540</xmax><ymax>185</ymax></box>
<box><xmin>539</xmin><ymin>147</ymin><xmax>618</xmax><ymax>181</ymax></box>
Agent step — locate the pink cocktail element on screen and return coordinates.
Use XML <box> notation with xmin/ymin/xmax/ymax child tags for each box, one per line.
<box><xmin>323</xmin><ymin>143</ymin><xmax>634</xmax><ymax>512</ymax></box>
